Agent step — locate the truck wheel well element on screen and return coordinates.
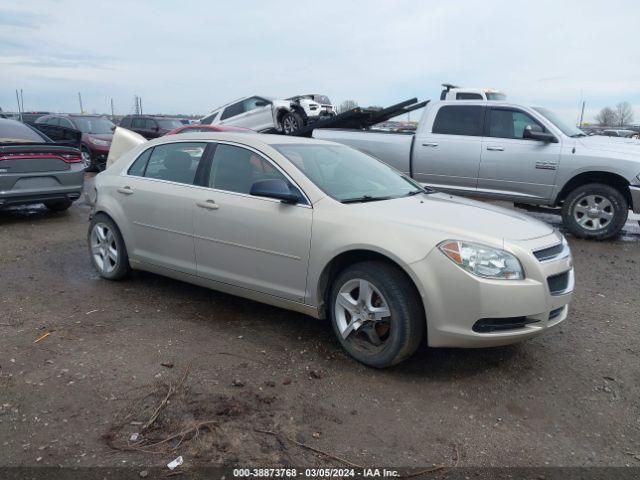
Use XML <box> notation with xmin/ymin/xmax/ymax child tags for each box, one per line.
<box><xmin>557</xmin><ymin>172</ymin><xmax>630</xmax><ymax>206</ymax></box>
<box><xmin>317</xmin><ymin>249</ymin><xmax>424</xmax><ymax>319</ymax></box>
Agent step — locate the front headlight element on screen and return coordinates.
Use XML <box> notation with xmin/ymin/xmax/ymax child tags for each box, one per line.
<box><xmin>438</xmin><ymin>240</ymin><xmax>524</xmax><ymax>280</ymax></box>
<box><xmin>91</xmin><ymin>138</ymin><xmax>110</xmax><ymax>146</ymax></box>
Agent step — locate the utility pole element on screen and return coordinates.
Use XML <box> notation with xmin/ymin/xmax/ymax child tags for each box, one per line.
<box><xmin>78</xmin><ymin>93</ymin><xmax>84</xmax><ymax>113</ymax></box>
<box><xmin>110</xmin><ymin>98</ymin><xmax>115</xmax><ymax>120</ymax></box>
<box><xmin>15</xmin><ymin>89</ymin><xmax>22</xmax><ymax>121</ymax></box>
<box><xmin>20</xmin><ymin>89</ymin><xmax>24</xmax><ymax>113</ymax></box>
<box><xmin>139</xmin><ymin>97</ymin><xmax>143</xmax><ymax>114</ymax></box>
<box><xmin>579</xmin><ymin>101</ymin><xmax>586</xmax><ymax>127</ymax></box>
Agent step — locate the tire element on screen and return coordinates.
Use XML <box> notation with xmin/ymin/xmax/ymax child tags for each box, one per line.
<box><xmin>281</xmin><ymin>111</ymin><xmax>304</xmax><ymax>135</ymax></box>
<box><xmin>88</xmin><ymin>213</ymin><xmax>131</xmax><ymax>280</ymax></box>
<box><xmin>329</xmin><ymin>261</ymin><xmax>424</xmax><ymax>368</ymax></box>
<box><xmin>561</xmin><ymin>183</ymin><xmax>628</xmax><ymax>240</ymax></box>
<box><xmin>44</xmin><ymin>199</ymin><xmax>72</xmax><ymax>212</ymax></box>
<box><xmin>81</xmin><ymin>147</ymin><xmax>96</xmax><ymax>172</ymax></box>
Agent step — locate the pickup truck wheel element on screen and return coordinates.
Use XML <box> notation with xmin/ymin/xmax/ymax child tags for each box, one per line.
<box><xmin>281</xmin><ymin>112</ymin><xmax>303</xmax><ymax>135</ymax></box>
<box><xmin>88</xmin><ymin>213</ymin><xmax>131</xmax><ymax>280</ymax></box>
<box><xmin>329</xmin><ymin>261</ymin><xmax>424</xmax><ymax>368</ymax></box>
<box><xmin>561</xmin><ymin>183</ymin><xmax>628</xmax><ymax>240</ymax></box>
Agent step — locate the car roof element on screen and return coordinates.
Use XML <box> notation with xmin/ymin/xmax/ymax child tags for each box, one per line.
<box><xmin>147</xmin><ymin>132</ymin><xmax>337</xmax><ymax>148</ymax></box>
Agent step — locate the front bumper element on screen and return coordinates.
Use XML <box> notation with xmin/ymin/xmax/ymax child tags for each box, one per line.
<box><xmin>629</xmin><ymin>185</ymin><xmax>640</xmax><ymax>213</ymax></box>
<box><xmin>409</xmin><ymin>231</ymin><xmax>573</xmax><ymax>348</ymax></box>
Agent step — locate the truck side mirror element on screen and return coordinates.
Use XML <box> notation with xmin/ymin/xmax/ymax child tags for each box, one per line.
<box><xmin>523</xmin><ymin>125</ymin><xmax>557</xmax><ymax>143</ymax></box>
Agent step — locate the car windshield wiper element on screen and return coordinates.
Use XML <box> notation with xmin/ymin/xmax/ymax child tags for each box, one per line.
<box><xmin>341</xmin><ymin>195</ymin><xmax>392</xmax><ymax>204</ymax></box>
<box><xmin>570</xmin><ymin>133</ymin><xmax>586</xmax><ymax>138</ymax></box>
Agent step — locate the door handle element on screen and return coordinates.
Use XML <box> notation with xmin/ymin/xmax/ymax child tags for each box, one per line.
<box><xmin>422</xmin><ymin>142</ymin><xmax>438</xmax><ymax>147</ymax></box>
<box><xmin>196</xmin><ymin>200</ymin><xmax>219</xmax><ymax>210</ymax></box>
<box><xmin>486</xmin><ymin>146</ymin><xmax>505</xmax><ymax>151</ymax></box>
<box><xmin>116</xmin><ymin>186</ymin><xmax>134</xmax><ymax>195</ymax></box>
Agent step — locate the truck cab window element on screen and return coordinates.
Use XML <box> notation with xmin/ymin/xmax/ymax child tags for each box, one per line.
<box><xmin>432</xmin><ymin>106</ymin><xmax>484</xmax><ymax>136</ymax></box>
<box><xmin>487</xmin><ymin>109</ymin><xmax>545</xmax><ymax>139</ymax></box>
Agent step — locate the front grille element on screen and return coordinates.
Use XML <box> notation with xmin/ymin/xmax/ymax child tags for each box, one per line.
<box><xmin>473</xmin><ymin>317</ymin><xmax>540</xmax><ymax>333</ymax></box>
<box><xmin>547</xmin><ymin>271</ymin><xmax>570</xmax><ymax>295</ymax></box>
<box><xmin>533</xmin><ymin>243</ymin><xmax>564</xmax><ymax>261</ymax></box>
<box><xmin>548</xmin><ymin>306</ymin><xmax>565</xmax><ymax>320</ymax></box>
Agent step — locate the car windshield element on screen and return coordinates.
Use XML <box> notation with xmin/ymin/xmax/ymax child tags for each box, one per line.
<box><xmin>273</xmin><ymin>144</ymin><xmax>428</xmax><ymax>203</ymax></box>
<box><xmin>533</xmin><ymin>107</ymin><xmax>585</xmax><ymax>137</ymax></box>
<box><xmin>313</xmin><ymin>95</ymin><xmax>331</xmax><ymax>105</ymax></box>
<box><xmin>73</xmin><ymin>117</ymin><xmax>114</xmax><ymax>134</ymax></box>
<box><xmin>157</xmin><ymin>119</ymin><xmax>183</xmax><ymax>129</ymax></box>
<box><xmin>0</xmin><ymin>121</ymin><xmax>46</xmax><ymax>143</ymax></box>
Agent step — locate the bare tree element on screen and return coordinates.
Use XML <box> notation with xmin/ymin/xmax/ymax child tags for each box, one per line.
<box><xmin>614</xmin><ymin>101</ymin><xmax>634</xmax><ymax>126</ymax></box>
<box><xmin>594</xmin><ymin>106</ymin><xmax>617</xmax><ymax>126</ymax></box>
<box><xmin>338</xmin><ymin>100</ymin><xmax>359</xmax><ymax>113</ymax></box>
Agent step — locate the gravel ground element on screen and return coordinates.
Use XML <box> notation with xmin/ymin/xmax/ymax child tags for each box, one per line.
<box><xmin>1</xmin><ymin>174</ymin><xmax>639</xmax><ymax>470</ymax></box>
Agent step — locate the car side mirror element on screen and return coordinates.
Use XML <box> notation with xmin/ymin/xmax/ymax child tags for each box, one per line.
<box><xmin>255</xmin><ymin>100</ymin><xmax>270</xmax><ymax>107</ymax></box>
<box><xmin>523</xmin><ymin>125</ymin><xmax>557</xmax><ymax>143</ymax></box>
<box><xmin>250</xmin><ymin>179</ymin><xmax>300</xmax><ymax>204</ymax></box>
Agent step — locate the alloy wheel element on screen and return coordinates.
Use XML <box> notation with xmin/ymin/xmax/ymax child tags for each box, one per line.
<box><xmin>573</xmin><ymin>194</ymin><xmax>614</xmax><ymax>231</ymax></box>
<box><xmin>81</xmin><ymin>149</ymin><xmax>92</xmax><ymax>169</ymax></box>
<box><xmin>334</xmin><ymin>278</ymin><xmax>392</xmax><ymax>347</ymax></box>
<box><xmin>282</xmin><ymin>115</ymin><xmax>298</xmax><ymax>134</ymax></box>
<box><xmin>90</xmin><ymin>223</ymin><xmax>118</xmax><ymax>274</ymax></box>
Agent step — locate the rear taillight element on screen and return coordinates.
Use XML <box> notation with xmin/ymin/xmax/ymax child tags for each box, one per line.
<box><xmin>0</xmin><ymin>153</ymin><xmax>82</xmax><ymax>163</ymax></box>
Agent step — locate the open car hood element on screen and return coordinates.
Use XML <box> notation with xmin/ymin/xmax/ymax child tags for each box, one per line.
<box><xmin>106</xmin><ymin>127</ymin><xmax>147</xmax><ymax>168</ymax></box>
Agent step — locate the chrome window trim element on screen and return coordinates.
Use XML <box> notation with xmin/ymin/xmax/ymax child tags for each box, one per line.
<box><xmin>120</xmin><ymin>140</ymin><xmax>313</xmax><ymax>209</ymax></box>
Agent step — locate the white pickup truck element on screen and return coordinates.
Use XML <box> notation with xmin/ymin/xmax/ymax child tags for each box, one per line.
<box><xmin>314</xmin><ymin>100</ymin><xmax>640</xmax><ymax>239</ymax></box>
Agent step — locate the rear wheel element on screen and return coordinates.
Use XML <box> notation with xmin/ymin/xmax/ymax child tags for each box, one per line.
<box><xmin>329</xmin><ymin>261</ymin><xmax>424</xmax><ymax>368</ymax></box>
<box><xmin>88</xmin><ymin>213</ymin><xmax>131</xmax><ymax>280</ymax></box>
<box><xmin>281</xmin><ymin>111</ymin><xmax>304</xmax><ymax>135</ymax></box>
<box><xmin>44</xmin><ymin>199</ymin><xmax>72</xmax><ymax>212</ymax></box>
<box><xmin>561</xmin><ymin>183</ymin><xmax>628</xmax><ymax>240</ymax></box>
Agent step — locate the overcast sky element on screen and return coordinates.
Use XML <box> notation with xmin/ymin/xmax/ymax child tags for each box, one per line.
<box><xmin>1</xmin><ymin>0</ymin><xmax>639</xmax><ymax>124</ymax></box>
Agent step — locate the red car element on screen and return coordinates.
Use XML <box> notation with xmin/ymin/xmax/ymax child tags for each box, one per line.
<box><xmin>163</xmin><ymin>124</ymin><xmax>253</xmax><ymax>136</ymax></box>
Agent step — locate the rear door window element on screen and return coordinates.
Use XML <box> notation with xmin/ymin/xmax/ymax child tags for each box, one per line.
<box><xmin>120</xmin><ymin>117</ymin><xmax>131</xmax><ymax>128</ymax></box>
<box><xmin>220</xmin><ymin>101</ymin><xmax>245</xmax><ymax>120</ymax></box>
<box><xmin>127</xmin><ymin>148</ymin><xmax>153</xmax><ymax>176</ymax></box>
<box><xmin>432</xmin><ymin>105</ymin><xmax>484</xmax><ymax>136</ymax></box>
<box><xmin>144</xmin><ymin>119</ymin><xmax>157</xmax><ymax>130</ymax></box>
<box><xmin>143</xmin><ymin>142</ymin><xmax>207</xmax><ymax>185</ymax></box>
<box><xmin>132</xmin><ymin>118</ymin><xmax>145</xmax><ymax>129</ymax></box>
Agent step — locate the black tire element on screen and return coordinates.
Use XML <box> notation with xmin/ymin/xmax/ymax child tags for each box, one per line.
<box><xmin>44</xmin><ymin>199</ymin><xmax>72</xmax><ymax>212</ymax></box>
<box><xmin>329</xmin><ymin>261</ymin><xmax>424</xmax><ymax>368</ymax></box>
<box><xmin>281</xmin><ymin>111</ymin><xmax>304</xmax><ymax>135</ymax></box>
<box><xmin>561</xmin><ymin>183</ymin><xmax>628</xmax><ymax>240</ymax></box>
<box><xmin>87</xmin><ymin>213</ymin><xmax>131</xmax><ymax>280</ymax></box>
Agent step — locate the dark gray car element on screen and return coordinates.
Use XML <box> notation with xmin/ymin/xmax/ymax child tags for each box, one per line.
<box><xmin>0</xmin><ymin>119</ymin><xmax>84</xmax><ymax>211</ymax></box>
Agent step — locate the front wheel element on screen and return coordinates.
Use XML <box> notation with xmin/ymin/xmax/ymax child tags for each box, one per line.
<box><xmin>88</xmin><ymin>213</ymin><xmax>131</xmax><ymax>280</ymax></box>
<box><xmin>81</xmin><ymin>147</ymin><xmax>94</xmax><ymax>171</ymax></box>
<box><xmin>329</xmin><ymin>261</ymin><xmax>424</xmax><ymax>368</ymax></box>
<box><xmin>281</xmin><ymin>112</ymin><xmax>304</xmax><ymax>135</ymax></box>
<box><xmin>561</xmin><ymin>183</ymin><xmax>628</xmax><ymax>240</ymax></box>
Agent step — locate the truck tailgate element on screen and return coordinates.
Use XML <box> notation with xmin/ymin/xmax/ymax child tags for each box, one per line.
<box><xmin>312</xmin><ymin>129</ymin><xmax>414</xmax><ymax>175</ymax></box>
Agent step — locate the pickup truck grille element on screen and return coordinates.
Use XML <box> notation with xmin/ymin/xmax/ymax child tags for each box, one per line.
<box><xmin>533</xmin><ymin>243</ymin><xmax>564</xmax><ymax>262</ymax></box>
<box><xmin>547</xmin><ymin>271</ymin><xmax>570</xmax><ymax>295</ymax></box>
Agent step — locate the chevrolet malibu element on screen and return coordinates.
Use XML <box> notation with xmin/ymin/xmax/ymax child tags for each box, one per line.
<box><xmin>89</xmin><ymin>133</ymin><xmax>574</xmax><ymax>367</ymax></box>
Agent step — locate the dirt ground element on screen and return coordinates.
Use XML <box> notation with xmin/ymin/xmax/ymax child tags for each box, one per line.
<box><xmin>1</xmin><ymin>173</ymin><xmax>639</xmax><ymax>471</ymax></box>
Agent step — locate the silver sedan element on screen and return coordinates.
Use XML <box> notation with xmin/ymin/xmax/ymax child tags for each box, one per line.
<box><xmin>89</xmin><ymin>132</ymin><xmax>574</xmax><ymax>367</ymax></box>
